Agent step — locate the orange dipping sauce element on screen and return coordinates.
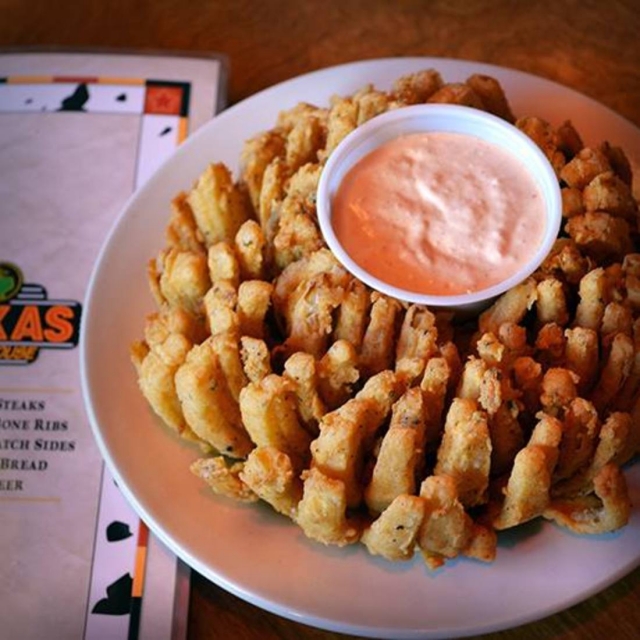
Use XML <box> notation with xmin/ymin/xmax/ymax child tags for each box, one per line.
<box><xmin>331</xmin><ymin>131</ymin><xmax>546</xmax><ymax>296</ymax></box>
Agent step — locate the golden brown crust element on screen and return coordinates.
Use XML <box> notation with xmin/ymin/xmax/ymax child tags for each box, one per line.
<box><xmin>131</xmin><ymin>68</ymin><xmax>640</xmax><ymax>572</ymax></box>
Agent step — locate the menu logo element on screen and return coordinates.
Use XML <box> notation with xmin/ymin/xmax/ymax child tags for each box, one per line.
<box><xmin>0</xmin><ymin>263</ymin><xmax>82</xmax><ymax>365</ymax></box>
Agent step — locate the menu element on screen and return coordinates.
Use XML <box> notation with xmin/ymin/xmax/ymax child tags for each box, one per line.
<box><xmin>0</xmin><ymin>51</ymin><xmax>226</xmax><ymax>640</ymax></box>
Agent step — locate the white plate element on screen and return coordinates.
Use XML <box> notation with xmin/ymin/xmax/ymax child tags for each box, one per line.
<box><xmin>81</xmin><ymin>58</ymin><xmax>640</xmax><ymax>639</ymax></box>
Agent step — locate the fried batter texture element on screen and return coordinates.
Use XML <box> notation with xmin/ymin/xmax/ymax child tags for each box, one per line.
<box><xmin>132</xmin><ymin>69</ymin><xmax>639</xmax><ymax>573</ymax></box>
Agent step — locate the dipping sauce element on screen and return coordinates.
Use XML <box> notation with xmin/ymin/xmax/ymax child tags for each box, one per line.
<box><xmin>331</xmin><ymin>131</ymin><xmax>547</xmax><ymax>296</ymax></box>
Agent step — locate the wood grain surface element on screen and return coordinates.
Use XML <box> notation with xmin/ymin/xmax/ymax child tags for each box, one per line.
<box><xmin>2</xmin><ymin>1</ymin><xmax>638</xmax><ymax>638</ymax></box>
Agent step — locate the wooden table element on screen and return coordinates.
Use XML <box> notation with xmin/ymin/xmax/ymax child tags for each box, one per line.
<box><xmin>2</xmin><ymin>1</ymin><xmax>639</xmax><ymax>638</ymax></box>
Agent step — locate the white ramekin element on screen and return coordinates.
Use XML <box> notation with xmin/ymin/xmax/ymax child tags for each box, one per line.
<box><xmin>316</xmin><ymin>104</ymin><xmax>562</xmax><ymax>314</ymax></box>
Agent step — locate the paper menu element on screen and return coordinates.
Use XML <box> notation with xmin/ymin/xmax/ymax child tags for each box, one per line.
<box><xmin>0</xmin><ymin>51</ymin><xmax>226</xmax><ymax>640</ymax></box>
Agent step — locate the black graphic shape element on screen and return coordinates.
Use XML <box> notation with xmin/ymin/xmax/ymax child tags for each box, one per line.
<box><xmin>159</xmin><ymin>126</ymin><xmax>172</xmax><ymax>137</ymax></box>
<box><xmin>106</xmin><ymin>520</ymin><xmax>133</xmax><ymax>542</ymax></box>
<box><xmin>91</xmin><ymin>573</ymin><xmax>132</xmax><ymax>615</ymax></box>
<box><xmin>25</xmin><ymin>98</ymin><xmax>33</xmax><ymax>104</ymax></box>
<box><xmin>58</xmin><ymin>83</ymin><xmax>90</xmax><ymax>111</ymax></box>
<box><xmin>116</xmin><ymin>93</ymin><xmax>127</xmax><ymax>102</ymax></box>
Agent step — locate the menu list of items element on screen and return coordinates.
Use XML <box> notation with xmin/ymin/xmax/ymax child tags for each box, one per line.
<box><xmin>0</xmin><ymin>396</ymin><xmax>73</xmax><ymax>488</ymax></box>
<box><xmin>0</xmin><ymin>51</ymin><xmax>225</xmax><ymax>640</ymax></box>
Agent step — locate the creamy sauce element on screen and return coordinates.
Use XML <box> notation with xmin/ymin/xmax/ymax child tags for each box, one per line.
<box><xmin>331</xmin><ymin>131</ymin><xmax>546</xmax><ymax>296</ymax></box>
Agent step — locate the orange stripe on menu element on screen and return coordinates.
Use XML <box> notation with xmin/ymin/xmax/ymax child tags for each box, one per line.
<box><xmin>132</xmin><ymin>521</ymin><xmax>149</xmax><ymax>598</ymax></box>
<box><xmin>6</xmin><ymin>75</ymin><xmax>145</xmax><ymax>86</ymax></box>
<box><xmin>7</xmin><ymin>75</ymin><xmax>52</xmax><ymax>84</ymax></box>
<box><xmin>97</xmin><ymin>77</ymin><xmax>145</xmax><ymax>86</ymax></box>
<box><xmin>53</xmin><ymin>76</ymin><xmax>99</xmax><ymax>84</ymax></box>
<box><xmin>177</xmin><ymin>117</ymin><xmax>188</xmax><ymax>144</ymax></box>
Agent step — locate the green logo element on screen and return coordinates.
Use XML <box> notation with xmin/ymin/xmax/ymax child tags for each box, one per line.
<box><xmin>0</xmin><ymin>263</ymin><xmax>23</xmax><ymax>302</ymax></box>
